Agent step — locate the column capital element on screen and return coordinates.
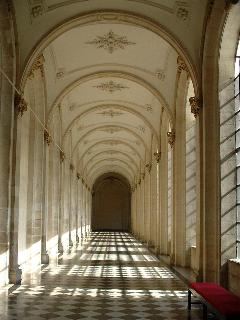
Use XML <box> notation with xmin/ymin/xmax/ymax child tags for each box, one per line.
<box><xmin>14</xmin><ymin>93</ymin><xmax>28</xmax><ymax>117</ymax></box>
<box><xmin>189</xmin><ymin>96</ymin><xmax>202</xmax><ymax>118</ymax></box>
<box><xmin>60</xmin><ymin>150</ymin><xmax>65</xmax><ymax>162</ymax></box>
<box><xmin>44</xmin><ymin>129</ymin><xmax>52</xmax><ymax>145</ymax></box>
<box><xmin>177</xmin><ymin>56</ymin><xmax>188</xmax><ymax>74</ymax></box>
<box><xmin>145</xmin><ymin>162</ymin><xmax>152</xmax><ymax>173</ymax></box>
<box><xmin>153</xmin><ymin>151</ymin><xmax>161</xmax><ymax>163</ymax></box>
<box><xmin>167</xmin><ymin>131</ymin><xmax>175</xmax><ymax>148</ymax></box>
<box><xmin>28</xmin><ymin>54</ymin><xmax>45</xmax><ymax>79</ymax></box>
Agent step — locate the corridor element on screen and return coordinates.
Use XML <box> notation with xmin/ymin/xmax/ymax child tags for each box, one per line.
<box><xmin>0</xmin><ymin>232</ymin><xmax>202</xmax><ymax>320</ymax></box>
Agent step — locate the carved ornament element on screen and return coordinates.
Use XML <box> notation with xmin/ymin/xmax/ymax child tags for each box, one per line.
<box><xmin>146</xmin><ymin>162</ymin><xmax>152</xmax><ymax>173</ymax></box>
<box><xmin>177</xmin><ymin>56</ymin><xmax>187</xmax><ymax>74</ymax></box>
<box><xmin>189</xmin><ymin>97</ymin><xmax>202</xmax><ymax>118</ymax></box>
<box><xmin>141</xmin><ymin>172</ymin><xmax>145</xmax><ymax>180</ymax></box>
<box><xmin>77</xmin><ymin>173</ymin><xmax>81</xmax><ymax>180</ymax></box>
<box><xmin>97</xmin><ymin>110</ymin><xmax>124</xmax><ymax>117</ymax></box>
<box><xmin>154</xmin><ymin>151</ymin><xmax>161</xmax><ymax>163</ymax></box>
<box><xmin>94</xmin><ymin>80</ymin><xmax>129</xmax><ymax>93</ymax></box>
<box><xmin>44</xmin><ymin>129</ymin><xmax>52</xmax><ymax>145</ymax></box>
<box><xmin>28</xmin><ymin>54</ymin><xmax>45</xmax><ymax>79</ymax></box>
<box><xmin>86</xmin><ymin>30</ymin><xmax>136</xmax><ymax>54</ymax></box>
<box><xmin>167</xmin><ymin>131</ymin><xmax>175</xmax><ymax>148</ymax></box>
<box><xmin>70</xmin><ymin>163</ymin><xmax>75</xmax><ymax>171</ymax></box>
<box><xmin>14</xmin><ymin>93</ymin><xmax>28</xmax><ymax>117</ymax></box>
<box><xmin>60</xmin><ymin>150</ymin><xmax>65</xmax><ymax>162</ymax></box>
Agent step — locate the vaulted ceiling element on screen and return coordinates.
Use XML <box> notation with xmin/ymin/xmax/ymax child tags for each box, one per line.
<box><xmin>13</xmin><ymin>0</ymin><xmax>209</xmax><ymax>187</ymax></box>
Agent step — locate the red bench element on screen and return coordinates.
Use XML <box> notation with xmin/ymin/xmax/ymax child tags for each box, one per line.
<box><xmin>188</xmin><ymin>282</ymin><xmax>240</xmax><ymax>320</ymax></box>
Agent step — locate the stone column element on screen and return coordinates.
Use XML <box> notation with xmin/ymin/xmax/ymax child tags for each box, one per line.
<box><xmin>172</xmin><ymin>63</ymin><xmax>188</xmax><ymax>266</ymax></box>
<box><xmin>159</xmin><ymin>116</ymin><xmax>169</xmax><ymax>255</ymax></box>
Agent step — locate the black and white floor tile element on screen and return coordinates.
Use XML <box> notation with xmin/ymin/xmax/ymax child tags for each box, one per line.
<box><xmin>0</xmin><ymin>232</ymin><xmax>203</xmax><ymax>319</ymax></box>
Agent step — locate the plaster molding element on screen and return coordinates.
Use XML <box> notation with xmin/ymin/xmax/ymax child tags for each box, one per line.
<box><xmin>64</xmin><ymin>103</ymin><xmax>159</xmax><ymax>145</ymax></box>
<box><xmin>86</xmin><ymin>30</ymin><xmax>136</xmax><ymax>54</ymax></box>
<box><xmin>28</xmin><ymin>54</ymin><xmax>45</xmax><ymax>79</ymax></box>
<box><xmin>21</xmin><ymin>10</ymin><xmax>200</xmax><ymax>101</ymax></box>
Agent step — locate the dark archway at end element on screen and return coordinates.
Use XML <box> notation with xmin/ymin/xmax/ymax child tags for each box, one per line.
<box><xmin>92</xmin><ymin>172</ymin><xmax>131</xmax><ymax>231</ymax></box>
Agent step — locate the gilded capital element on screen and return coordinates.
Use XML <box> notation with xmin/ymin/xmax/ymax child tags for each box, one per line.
<box><xmin>167</xmin><ymin>131</ymin><xmax>175</xmax><ymax>148</ymax></box>
<box><xmin>28</xmin><ymin>54</ymin><xmax>45</xmax><ymax>79</ymax></box>
<box><xmin>60</xmin><ymin>150</ymin><xmax>65</xmax><ymax>162</ymax></box>
<box><xmin>14</xmin><ymin>93</ymin><xmax>28</xmax><ymax>117</ymax></box>
<box><xmin>153</xmin><ymin>151</ymin><xmax>161</xmax><ymax>163</ymax></box>
<box><xmin>44</xmin><ymin>129</ymin><xmax>52</xmax><ymax>145</ymax></box>
<box><xmin>189</xmin><ymin>96</ymin><xmax>201</xmax><ymax>118</ymax></box>
<box><xmin>177</xmin><ymin>56</ymin><xmax>187</xmax><ymax>74</ymax></box>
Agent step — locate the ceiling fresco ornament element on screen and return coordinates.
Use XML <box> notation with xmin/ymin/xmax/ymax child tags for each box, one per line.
<box><xmin>177</xmin><ymin>56</ymin><xmax>188</xmax><ymax>74</ymax></box>
<box><xmin>156</xmin><ymin>69</ymin><xmax>166</xmax><ymax>81</ymax></box>
<box><xmin>14</xmin><ymin>93</ymin><xmax>28</xmax><ymax>117</ymax></box>
<box><xmin>28</xmin><ymin>54</ymin><xmax>45</xmax><ymax>79</ymax></box>
<box><xmin>189</xmin><ymin>96</ymin><xmax>202</xmax><ymax>118</ymax></box>
<box><xmin>44</xmin><ymin>129</ymin><xmax>52</xmax><ymax>146</ymax></box>
<box><xmin>93</xmin><ymin>80</ymin><xmax>129</xmax><ymax>93</ymax></box>
<box><xmin>99</xmin><ymin>127</ymin><xmax>122</xmax><ymax>134</ymax></box>
<box><xmin>175</xmin><ymin>1</ymin><xmax>190</xmax><ymax>21</ymax></box>
<box><xmin>29</xmin><ymin>0</ymin><xmax>45</xmax><ymax>19</ymax></box>
<box><xmin>105</xmin><ymin>150</ymin><xmax>118</xmax><ymax>155</ymax></box>
<box><xmin>138</xmin><ymin>125</ymin><xmax>145</xmax><ymax>133</ymax></box>
<box><xmin>97</xmin><ymin>109</ymin><xmax>124</xmax><ymax>117</ymax></box>
<box><xmin>145</xmin><ymin>104</ymin><xmax>153</xmax><ymax>113</ymax></box>
<box><xmin>101</xmin><ymin>141</ymin><xmax>122</xmax><ymax>146</ymax></box>
<box><xmin>86</xmin><ymin>30</ymin><xmax>136</xmax><ymax>54</ymax></box>
<box><xmin>167</xmin><ymin>131</ymin><xmax>175</xmax><ymax>148</ymax></box>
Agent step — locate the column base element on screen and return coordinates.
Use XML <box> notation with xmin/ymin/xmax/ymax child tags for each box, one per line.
<box><xmin>155</xmin><ymin>246</ymin><xmax>161</xmax><ymax>255</ymax></box>
<box><xmin>9</xmin><ymin>266</ymin><xmax>22</xmax><ymax>285</ymax></box>
<box><xmin>41</xmin><ymin>253</ymin><xmax>49</xmax><ymax>264</ymax></box>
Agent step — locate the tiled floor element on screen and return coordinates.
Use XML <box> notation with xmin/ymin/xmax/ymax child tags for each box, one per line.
<box><xmin>0</xmin><ymin>232</ymin><xmax>203</xmax><ymax>319</ymax></box>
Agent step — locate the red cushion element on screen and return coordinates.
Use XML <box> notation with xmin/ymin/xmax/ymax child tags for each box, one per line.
<box><xmin>190</xmin><ymin>282</ymin><xmax>240</xmax><ymax>317</ymax></box>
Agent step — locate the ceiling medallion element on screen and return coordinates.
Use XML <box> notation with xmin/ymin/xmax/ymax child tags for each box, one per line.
<box><xmin>97</xmin><ymin>109</ymin><xmax>124</xmax><ymax>117</ymax></box>
<box><xmin>86</xmin><ymin>30</ymin><xmax>136</xmax><ymax>54</ymax></box>
<box><xmin>145</xmin><ymin>104</ymin><xmax>153</xmax><ymax>113</ymax></box>
<box><xmin>94</xmin><ymin>80</ymin><xmax>129</xmax><ymax>93</ymax></box>
<box><xmin>156</xmin><ymin>70</ymin><xmax>166</xmax><ymax>81</ymax></box>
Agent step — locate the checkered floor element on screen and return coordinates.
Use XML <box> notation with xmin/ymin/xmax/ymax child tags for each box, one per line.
<box><xmin>0</xmin><ymin>232</ymin><xmax>203</xmax><ymax>319</ymax></box>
